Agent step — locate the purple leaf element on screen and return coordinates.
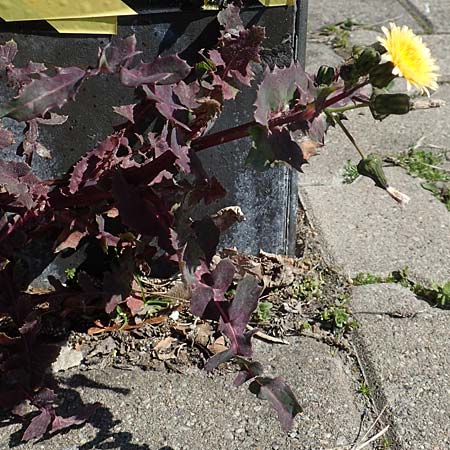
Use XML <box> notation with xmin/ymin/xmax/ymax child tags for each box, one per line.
<box><xmin>217</xmin><ymin>5</ymin><xmax>244</xmax><ymax>35</ymax></box>
<box><xmin>254</xmin><ymin>63</ymin><xmax>314</xmax><ymax>127</ymax></box>
<box><xmin>105</xmin><ymin>294</ymin><xmax>123</xmax><ymax>315</ymax></box>
<box><xmin>170</xmin><ymin>129</ymin><xmax>191</xmax><ymax>172</ymax></box>
<box><xmin>98</xmin><ymin>35</ymin><xmax>141</xmax><ymax>73</ymax></box>
<box><xmin>189</xmin><ymin>285</ymin><xmax>214</xmax><ymax>318</ymax></box>
<box><xmin>112</xmin><ymin>104</ymin><xmax>136</xmax><ymax>123</ymax></box>
<box><xmin>68</xmin><ymin>133</ymin><xmax>124</xmax><ymax>194</ymax></box>
<box><xmin>248</xmin><ymin>125</ymin><xmax>317</xmax><ymax>172</ymax></box>
<box><xmin>0</xmin><ymin>40</ymin><xmax>17</xmax><ymax>68</ymax></box>
<box><xmin>112</xmin><ymin>171</ymin><xmax>174</xmax><ymax>252</ymax></box>
<box><xmin>22</xmin><ymin>409</ymin><xmax>52</xmax><ymax>441</ymax></box>
<box><xmin>144</xmin><ymin>85</ymin><xmax>189</xmax><ymax>131</ymax></box>
<box><xmin>173</xmin><ymin>81</ymin><xmax>200</xmax><ymax>109</ymax></box>
<box><xmin>50</xmin><ymin>403</ymin><xmax>100</xmax><ymax>434</ymax></box>
<box><xmin>0</xmin><ymin>67</ymin><xmax>86</xmax><ymax>121</ymax></box>
<box><xmin>0</xmin><ymin>123</ymin><xmax>14</xmax><ymax>149</ymax></box>
<box><xmin>211</xmin><ymin>259</ymin><xmax>235</xmax><ymax>292</ymax></box>
<box><xmin>249</xmin><ymin>376</ymin><xmax>302</xmax><ymax>431</ymax></box>
<box><xmin>7</xmin><ymin>62</ymin><xmax>47</xmax><ymax>88</ymax></box>
<box><xmin>234</xmin><ymin>358</ymin><xmax>264</xmax><ymax>387</ymax></box>
<box><xmin>120</xmin><ymin>55</ymin><xmax>191</xmax><ymax>87</ymax></box>
<box><xmin>204</xmin><ymin>347</ymin><xmax>235</xmax><ymax>371</ymax></box>
<box><xmin>0</xmin><ymin>160</ymin><xmax>48</xmax><ymax>211</ymax></box>
<box><xmin>216</xmin><ymin>26</ymin><xmax>265</xmax><ymax>87</ymax></box>
<box><xmin>21</xmin><ymin>120</ymin><xmax>52</xmax><ymax>159</ymax></box>
<box><xmin>189</xmin><ymin>259</ymin><xmax>234</xmax><ymax>319</ymax></box>
<box><xmin>227</xmin><ymin>276</ymin><xmax>262</xmax><ymax>335</ymax></box>
<box><xmin>32</xmin><ymin>388</ymin><xmax>58</xmax><ymax>409</ymax></box>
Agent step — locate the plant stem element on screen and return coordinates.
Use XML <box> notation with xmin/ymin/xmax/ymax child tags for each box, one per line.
<box><xmin>326</xmin><ymin>103</ymin><xmax>369</xmax><ymax>114</ymax></box>
<box><xmin>330</xmin><ymin>112</ymin><xmax>366</xmax><ymax>159</ymax></box>
<box><xmin>191</xmin><ymin>80</ymin><xmax>369</xmax><ymax>152</ymax></box>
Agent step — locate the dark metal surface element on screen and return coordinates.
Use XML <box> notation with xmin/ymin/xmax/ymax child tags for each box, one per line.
<box><xmin>0</xmin><ymin>5</ymin><xmax>308</xmax><ymax>264</ymax></box>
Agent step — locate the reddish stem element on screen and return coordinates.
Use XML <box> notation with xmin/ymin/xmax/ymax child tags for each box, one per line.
<box><xmin>191</xmin><ymin>81</ymin><xmax>368</xmax><ymax>152</ymax></box>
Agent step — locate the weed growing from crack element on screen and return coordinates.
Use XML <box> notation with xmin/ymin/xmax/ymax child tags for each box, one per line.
<box><xmin>318</xmin><ymin>294</ymin><xmax>358</xmax><ymax>334</ymax></box>
<box><xmin>352</xmin><ymin>267</ymin><xmax>450</xmax><ymax>308</ymax></box>
<box><xmin>385</xmin><ymin>148</ymin><xmax>450</xmax><ymax>210</ymax></box>
<box><xmin>319</xmin><ymin>19</ymin><xmax>362</xmax><ymax>50</ymax></box>
<box><xmin>342</xmin><ymin>159</ymin><xmax>360</xmax><ymax>184</ymax></box>
<box><xmin>358</xmin><ymin>382</ymin><xmax>373</xmax><ymax>398</ymax></box>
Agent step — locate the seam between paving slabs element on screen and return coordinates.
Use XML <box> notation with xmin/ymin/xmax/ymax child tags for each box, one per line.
<box><xmin>297</xmin><ymin>193</ymin><xmax>409</xmax><ymax>449</ymax></box>
<box><xmin>394</xmin><ymin>0</ymin><xmax>434</xmax><ymax>34</ymax></box>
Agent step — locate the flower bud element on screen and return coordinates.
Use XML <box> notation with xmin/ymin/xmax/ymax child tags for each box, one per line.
<box><xmin>351</xmin><ymin>45</ymin><xmax>365</xmax><ymax>59</ymax></box>
<box><xmin>316</xmin><ymin>65</ymin><xmax>335</xmax><ymax>86</ymax></box>
<box><xmin>355</xmin><ymin>47</ymin><xmax>381</xmax><ymax>75</ymax></box>
<box><xmin>370</xmin><ymin>93</ymin><xmax>411</xmax><ymax>120</ymax></box>
<box><xmin>340</xmin><ymin>63</ymin><xmax>358</xmax><ymax>83</ymax></box>
<box><xmin>369</xmin><ymin>62</ymin><xmax>396</xmax><ymax>88</ymax></box>
<box><xmin>357</xmin><ymin>153</ymin><xmax>388</xmax><ymax>189</ymax></box>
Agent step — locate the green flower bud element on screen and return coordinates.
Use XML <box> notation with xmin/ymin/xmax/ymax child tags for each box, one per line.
<box><xmin>370</xmin><ymin>93</ymin><xmax>411</xmax><ymax>120</ymax></box>
<box><xmin>355</xmin><ymin>47</ymin><xmax>381</xmax><ymax>75</ymax></box>
<box><xmin>340</xmin><ymin>63</ymin><xmax>357</xmax><ymax>82</ymax></box>
<box><xmin>357</xmin><ymin>153</ymin><xmax>388</xmax><ymax>189</ymax></box>
<box><xmin>369</xmin><ymin>62</ymin><xmax>396</xmax><ymax>88</ymax></box>
<box><xmin>316</xmin><ymin>65</ymin><xmax>335</xmax><ymax>86</ymax></box>
<box><xmin>351</xmin><ymin>45</ymin><xmax>365</xmax><ymax>59</ymax></box>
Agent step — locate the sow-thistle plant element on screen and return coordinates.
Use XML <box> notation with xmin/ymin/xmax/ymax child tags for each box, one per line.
<box><xmin>0</xmin><ymin>3</ymin><xmax>441</xmax><ymax>441</ymax></box>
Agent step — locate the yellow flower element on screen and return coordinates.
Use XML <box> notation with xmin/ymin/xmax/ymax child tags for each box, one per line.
<box><xmin>377</xmin><ymin>23</ymin><xmax>439</xmax><ymax>95</ymax></box>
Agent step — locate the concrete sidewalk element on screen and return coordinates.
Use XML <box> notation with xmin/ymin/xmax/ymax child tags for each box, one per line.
<box><xmin>1</xmin><ymin>1</ymin><xmax>449</xmax><ymax>449</ymax></box>
<box><xmin>302</xmin><ymin>1</ymin><xmax>450</xmax><ymax>448</ymax></box>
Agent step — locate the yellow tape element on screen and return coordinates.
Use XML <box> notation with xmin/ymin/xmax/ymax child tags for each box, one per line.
<box><xmin>48</xmin><ymin>16</ymin><xmax>118</xmax><ymax>34</ymax></box>
<box><xmin>0</xmin><ymin>0</ymin><xmax>136</xmax><ymax>21</ymax></box>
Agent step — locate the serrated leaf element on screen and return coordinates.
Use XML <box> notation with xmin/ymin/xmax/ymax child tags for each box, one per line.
<box><xmin>173</xmin><ymin>80</ymin><xmax>200</xmax><ymax>109</ymax></box>
<box><xmin>254</xmin><ymin>63</ymin><xmax>314</xmax><ymax>127</ymax></box>
<box><xmin>22</xmin><ymin>409</ymin><xmax>52</xmax><ymax>441</ymax></box>
<box><xmin>112</xmin><ymin>104</ymin><xmax>136</xmax><ymax>123</ymax></box>
<box><xmin>0</xmin><ymin>67</ymin><xmax>86</xmax><ymax>121</ymax></box>
<box><xmin>144</xmin><ymin>85</ymin><xmax>189</xmax><ymax>131</ymax></box>
<box><xmin>0</xmin><ymin>159</ymin><xmax>48</xmax><ymax>211</ymax></box>
<box><xmin>217</xmin><ymin>5</ymin><xmax>244</xmax><ymax>35</ymax></box>
<box><xmin>120</xmin><ymin>55</ymin><xmax>191</xmax><ymax>87</ymax></box>
<box><xmin>68</xmin><ymin>134</ymin><xmax>124</xmax><ymax>194</ymax></box>
<box><xmin>249</xmin><ymin>376</ymin><xmax>302</xmax><ymax>431</ymax></box>
<box><xmin>0</xmin><ymin>40</ymin><xmax>17</xmax><ymax>68</ymax></box>
<box><xmin>98</xmin><ymin>35</ymin><xmax>141</xmax><ymax>74</ymax></box>
<box><xmin>7</xmin><ymin>62</ymin><xmax>47</xmax><ymax>88</ymax></box>
<box><xmin>248</xmin><ymin>125</ymin><xmax>316</xmax><ymax>172</ymax></box>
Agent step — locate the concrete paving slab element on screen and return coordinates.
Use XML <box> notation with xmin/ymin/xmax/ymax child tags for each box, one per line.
<box><xmin>351</xmin><ymin>283</ymin><xmax>450</xmax><ymax>450</ymax></box>
<box><xmin>308</xmin><ymin>0</ymin><xmax>423</xmax><ymax>33</ymax></box>
<box><xmin>405</xmin><ymin>0</ymin><xmax>450</xmax><ymax>32</ymax></box>
<box><xmin>305</xmin><ymin>42</ymin><xmax>342</xmax><ymax>76</ymax></box>
<box><xmin>299</xmin><ymin>167</ymin><xmax>450</xmax><ymax>283</ymax></box>
<box><xmin>299</xmin><ymin>83</ymin><xmax>450</xmax><ymax>187</ymax></box>
<box><xmin>0</xmin><ymin>338</ymin><xmax>372</xmax><ymax>450</ymax></box>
